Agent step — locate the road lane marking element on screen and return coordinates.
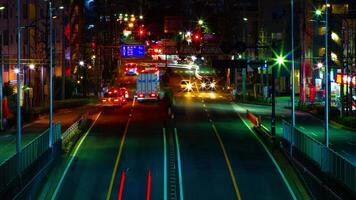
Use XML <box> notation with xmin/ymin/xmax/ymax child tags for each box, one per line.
<box><xmin>106</xmin><ymin>99</ymin><xmax>135</xmax><ymax>200</ymax></box>
<box><xmin>174</xmin><ymin>128</ymin><xmax>184</xmax><ymax>200</ymax></box>
<box><xmin>51</xmin><ymin>112</ymin><xmax>102</xmax><ymax>200</ymax></box>
<box><xmin>163</xmin><ymin>128</ymin><xmax>168</xmax><ymax>200</ymax></box>
<box><xmin>232</xmin><ymin>103</ymin><xmax>297</xmax><ymax>200</ymax></box>
<box><xmin>211</xmin><ymin>124</ymin><xmax>242</xmax><ymax>200</ymax></box>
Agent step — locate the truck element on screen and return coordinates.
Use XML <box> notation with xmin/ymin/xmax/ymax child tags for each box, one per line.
<box><xmin>136</xmin><ymin>67</ymin><xmax>160</xmax><ymax>101</ymax></box>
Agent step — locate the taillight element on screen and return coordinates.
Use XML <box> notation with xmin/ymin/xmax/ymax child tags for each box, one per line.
<box><xmin>102</xmin><ymin>99</ymin><xmax>107</xmax><ymax>102</ymax></box>
<box><xmin>114</xmin><ymin>99</ymin><xmax>120</xmax><ymax>102</ymax></box>
<box><xmin>139</xmin><ymin>93</ymin><xmax>144</xmax><ymax>98</ymax></box>
<box><xmin>125</xmin><ymin>94</ymin><xmax>129</xmax><ymax>98</ymax></box>
<box><xmin>150</xmin><ymin>93</ymin><xmax>157</xmax><ymax>97</ymax></box>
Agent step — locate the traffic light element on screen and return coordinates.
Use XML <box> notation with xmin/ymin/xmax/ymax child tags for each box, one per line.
<box><xmin>193</xmin><ymin>33</ymin><xmax>201</xmax><ymax>41</ymax></box>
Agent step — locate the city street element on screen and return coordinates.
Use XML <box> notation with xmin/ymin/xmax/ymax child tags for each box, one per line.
<box><xmin>36</xmin><ymin>88</ymin><xmax>298</xmax><ymax>200</ymax></box>
<box><xmin>1</xmin><ymin>0</ymin><xmax>355</xmax><ymax>199</ymax></box>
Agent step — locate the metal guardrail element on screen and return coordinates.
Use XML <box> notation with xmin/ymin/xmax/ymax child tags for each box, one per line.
<box><xmin>282</xmin><ymin>120</ymin><xmax>356</xmax><ymax>194</ymax></box>
<box><xmin>0</xmin><ymin>123</ymin><xmax>61</xmax><ymax>192</ymax></box>
<box><xmin>61</xmin><ymin>112</ymin><xmax>90</xmax><ymax>145</ymax></box>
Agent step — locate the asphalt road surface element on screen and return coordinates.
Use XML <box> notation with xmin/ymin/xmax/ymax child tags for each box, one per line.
<box><xmin>38</xmin><ymin>88</ymin><xmax>299</xmax><ymax>200</ymax></box>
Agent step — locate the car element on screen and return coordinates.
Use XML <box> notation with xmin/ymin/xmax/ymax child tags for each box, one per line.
<box><xmin>119</xmin><ymin>87</ymin><xmax>130</xmax><ymax>99</ymax></box>
<box><xmin>200</xmin><ymin>77</ymin><xmax>216</xmax><ymax>91</ymax></box>
<box><xmin>100</xmin><ymin>90</ymin><xmax>126</xmax><ymax>107</ymax></box>
<box><xmin>180</xmin><ymin>80</ymin><xmax>193</xmax><ymax>91</ymax></box>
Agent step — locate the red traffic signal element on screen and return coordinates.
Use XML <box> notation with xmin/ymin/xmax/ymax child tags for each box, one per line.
<box><xmin>193</xmin><ymin>33</ymin><xmax>201</xmax><ymax>41</ymax></box>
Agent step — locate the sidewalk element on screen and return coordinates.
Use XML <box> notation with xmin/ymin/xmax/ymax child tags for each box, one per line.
<box><xmin>231</xmin><ymin>97</ymin><xmax>356</xmax><ymax>165</ymax></box>
<box><xmin>0</xmin><ymin>105</ymin><xmax>96</xmax><ymax>163</ymax></box>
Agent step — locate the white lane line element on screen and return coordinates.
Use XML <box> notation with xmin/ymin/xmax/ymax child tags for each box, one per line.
<box><xmin>163</xmin><ymin>128</ymin><xmax>167</xmax><ymax>200</ymax></box>
<box><xmin>231</xmin><ymin>103</ymin><xmax>297</xmax><ymax>200</ymax></box>
<box><xmin>174</xmin><ymin>128</ymin><xmax>184</xmax><ymax>200</ymax></box>
<box><xmin>51</xmin><ymin>112</ymin><xmax>102</xmax><ymax>200</ymax></box>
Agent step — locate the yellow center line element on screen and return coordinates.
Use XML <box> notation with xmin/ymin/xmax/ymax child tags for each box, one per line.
<box><xmin>106</xmin><ymin>99</ymin><xmax>135</xmax><ymax>200</ymax></box>
<box><xmin>211</xmin><ymin>124</ymin><xmax>242</xmax><ymax>200</ymax></box>
<box><xmin>202</xmin><ymin>97</ymin><xmax>241</xmax><ymax>200</ymax></box>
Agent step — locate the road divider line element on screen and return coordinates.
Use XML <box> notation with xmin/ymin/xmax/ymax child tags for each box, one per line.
<box><xmin>51</xmin><ymin>112</ymin><xmax>102</xmax><ymax>200</ymax></box>
<box><xmin>174</xmin><ymin>128</ymin><xmax>184</xmax><ymax>200</ymax></box>
<box><xmin>118</xmin><ymin>171</ymin><xmax>126</xmax><ymax>200</ymax></box>
<box><xmin>211</xmin><ymin>124</ymin><xmax>242</xmax><ymax>200</ymax></box>
<box><xmin>163</xmin><ymin>128</ymin><xmax>167</xmax><ymax>200</ymax></box>
<box><xmin>106</xmin><ymin>99</ymin><xmax>135</xmax><ymax>200</ymax></box>
<box><xmin>232</xmin><ymin>103</ymin><xmax>297</xmax><ymax>200</ymax></box>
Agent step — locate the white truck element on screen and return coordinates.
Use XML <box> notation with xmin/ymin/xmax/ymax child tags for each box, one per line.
<box><xmin>136</xmin><ymin>67</ymin><xmax>160</xmax><ymax>101</ymax></box>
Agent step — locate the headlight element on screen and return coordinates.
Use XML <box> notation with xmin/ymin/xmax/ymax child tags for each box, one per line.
<box><xmin>186</xmin><ymin>83</ymin><xmax>193</xmax><ymax>90</ymax></box>
<box><xmin>210</xmin><ymin>82</ymin><xmax>215</xmax><ymax>88</ymax></box>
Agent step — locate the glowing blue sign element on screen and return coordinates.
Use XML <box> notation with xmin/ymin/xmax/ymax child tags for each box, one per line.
<box><xmin>120</xmin><ymin>45</ymin><xmax>145</xmax><ymax>57</ymax></box>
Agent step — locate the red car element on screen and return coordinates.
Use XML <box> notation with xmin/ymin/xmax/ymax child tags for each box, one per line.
<box><xmin>100</xmin><ymin>90</ymin><xmax>126</xmax><ymax>107</ymax></box>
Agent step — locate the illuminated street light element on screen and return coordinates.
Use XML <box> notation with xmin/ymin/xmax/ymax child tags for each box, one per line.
<box><xmin>124</xmin><ymin>17</ymin><xmax>128</xmax><ymax>21</ymax></box>
<box><xmin>14</xmin><ymin>68</ymin><xmax>20</xmax><ymax>74</ymax></box>
<box><xmin>276</xmin><ymin>55</ymin><xmax>286</xmax><ymax>66</ymax></box>
<box><xmin>317</xmin><ymin>62</ymin><xmax>324</xmax><ymax>69</ymax></box>
<box><xmin>79</xmin><ymin>60</ymin><xmax>85</xmax><ymax>66</ymax></box>
<box><xmin>198</xmin><ymin>19</ymin><xmax>204</xmax><ymax>25</ymax></box>
<box><xmin>59</xmin><ymin>5</ymin><xmax>64</xmax><ymax>10</ymax></box>
<box><xmin>128</xmin><ymin>23</ymin><xmax>134</xmax><ymax>28</ymax></box>
<box><xmin>0</xmin><ymin>6</ymin><xmax>5</xmax><ymax>10</ymax></box>
<box><xmin>243</xmin><ymin>17</ymin><xmax>248</xmax><ymax>21</ymax></box>
<box><xmin>29</xmin><ymin>64</ymin><xmax>35</xmax><ymax>70</ymax></box>
<box><xmin>315</xmin><ymin>9</ymin><xmax>322</xmax><ymax>16</ymax></box>
<box><xmin>139</xmin><ymin>15</ymin><xmax>143</xmax><ymax>20</ymax></box>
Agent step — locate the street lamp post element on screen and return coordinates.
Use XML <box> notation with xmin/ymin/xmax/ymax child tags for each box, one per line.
<box><xmin>271</xmin><ymin>65</ymin><xmax>276</xmax><ymax>136</ymax></box>
<box><xmin>290</xmin><ymin>0</ymin><xmax>296</xmax><ymax>154</ymax></box>
<box><xmin>16</xmin><ymin>0</ymin><xmax>22</xmax><ymax>153</ymax></box>
<box><xmin>49</xmin><ymin>0</ymin><xmax>53</xmax><ymax>147</ymax></box>
<box><xmin>0</xmin><ymin>6</ymin><xmax>4</xmax><ymax>131</ymax></box>
<box><xmin>324</xmin><ymin>0</ymin><xmax>330</xmax><ymax>147</ymax></box>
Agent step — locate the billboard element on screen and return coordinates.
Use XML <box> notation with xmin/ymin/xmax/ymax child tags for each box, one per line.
<box><xmin>121</xmin><ymin>45</ymin><xmax>145</xmax><ymax>57</ymax></box>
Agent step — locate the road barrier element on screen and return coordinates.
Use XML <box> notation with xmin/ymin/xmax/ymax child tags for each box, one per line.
<box><xmin>62</xmin><ymin>112</ymin><xmax>90</xmax><ymax>145</ymax></box>
<box><xmin>0</xmin><ymin>123</ymin><xmax>61</xmax><ymax>193</ymax></box>
<box><xmin>246</xmin><ymin>110</ymin><xmax>261</xmax><ymax>127</ymax></box>
<box><xmin>282</xmin><ymin>120</ymin><xmax>356</xmax><ymax>194</ymax></box>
